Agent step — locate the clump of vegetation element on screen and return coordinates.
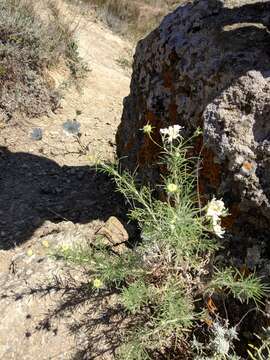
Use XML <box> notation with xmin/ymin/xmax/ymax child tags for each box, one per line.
<box><xmin>0</xmin><ymin>0</ymin><xmax>84</xmax><ymax>120</ymax></box>
<box><xmin>57</xmin><ymin>123</ymin><xmax>269</xmax><ymax>359</ymax></box>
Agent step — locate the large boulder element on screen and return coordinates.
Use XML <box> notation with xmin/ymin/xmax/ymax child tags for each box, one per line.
<box><xmin>117</xmin><ymin>0</ymin><xmax>270</xmax><ymax>238</ymax></box>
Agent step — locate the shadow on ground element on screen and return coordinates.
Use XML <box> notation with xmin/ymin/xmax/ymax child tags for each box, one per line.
<box><xmin>8</xmin><ymin>274</ymin><xmax>133</xmax><ymax>360</ymax></box>
<box><xmin>0</xmin><ymin>146</ymin><xmax>127</xmax><ymax>250</ymax></box>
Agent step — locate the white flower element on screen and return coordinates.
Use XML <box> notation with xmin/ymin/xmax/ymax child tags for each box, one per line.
<box><xmin>227</xmin><ymin>326</ymin><xmax>238</xmax><ymax>341</ymax></box>
<box><xmin>213</xmin><ymin>322</ymin><xmax>226</xmax><ymax>337</ymax></box>
<box><xmin>206</xmin><ymin>198</ymin><xmax>227</xmax><ymax>238</ymax></box>
<box><xmin>212</xmin><ymin>219</ymin><xmax>225</xmax><ymax>238</ymax></box>
<box><xmin>206</xmin><ymin>197</ymin><xmax>227</xmax><ymax>220</ymax></box>
<box><xmin>211</xmin><ymin>322</ymin><xmax>230</xmax><ymax>355</ymax></box>
<box><xmin>213</xmin><ymin>336</ymin><xmax>230</xmax><ymax>356</ymax></box>
<box><xmin>160</xmin><ymin>125</ymin><xmax>183</xmax><ymax>143</ymax></box>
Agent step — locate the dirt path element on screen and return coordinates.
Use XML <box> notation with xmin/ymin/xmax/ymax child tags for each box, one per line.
<box><xmin>0</xmin><ymin>3</ymin><xmax>132</xmax><ymax>359</ymax></box>
<box><xmin>1</xmin><ymin>2</ymin><xmax>131</xmax><ymax>166</ymax></box>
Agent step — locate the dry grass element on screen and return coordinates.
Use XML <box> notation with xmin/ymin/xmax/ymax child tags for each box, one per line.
<box><xmin>76</xmin><ymin>0</ymin><xmax>181</xmax><ymax>40</ymax></box>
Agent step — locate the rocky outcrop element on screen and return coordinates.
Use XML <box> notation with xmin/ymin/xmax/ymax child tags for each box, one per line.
<box><xmin>117</xmin><ymin>0</ymin><xmax>270</xmax><ymax>238</ymax></box>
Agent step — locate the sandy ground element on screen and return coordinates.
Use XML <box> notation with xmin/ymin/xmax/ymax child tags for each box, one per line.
<box><xmin>1</xmin><ymin>1</ymin><xmax>131</xmax><ymax>166</ymax></box>
<box><xmin>0</xmin><ymin>2</ymin><xmax>132</xmax><ymax>359</ymax></box>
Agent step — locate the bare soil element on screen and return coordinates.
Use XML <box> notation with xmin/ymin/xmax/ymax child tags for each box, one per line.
<box><xmin>0</xmin><ymin>1</ymin><xmax>133</xmax><ymax>358</ymax></box>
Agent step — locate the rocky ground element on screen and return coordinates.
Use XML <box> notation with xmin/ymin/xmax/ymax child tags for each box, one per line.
<box><xmin>0</xmin><ymin>2</ymin><xmax>132</xmax><ymax>358</ymax></box>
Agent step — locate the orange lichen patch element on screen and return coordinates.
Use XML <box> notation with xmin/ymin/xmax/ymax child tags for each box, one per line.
<box><xmin>241</xmin><ymin>160</ymin><xmax>256</xmax><ymax>176</ymax></box>
<box><xmin>190</xmin><ymin>134</ymin><xmax>203</xmax><ymax>157</ymax></box>
<box><xmin>200</xmin><ymin>148</ymin><xmax>221</xmax><ymax>189</ymax></box>
<box><xmin>145</xmin><ymin>111</ymin><xmax>156</xmax><ymax>123</ymax></box>
<box><xmin>221</xmin><ymin>203</ymin><xmax>240</xmax><ymax>229</ymax></box>
<box><xmin>163</xmin><ymin>70</ymin><xmax>173</xmax><ymax>89</ymax></box>
<box><xmin>124</xmin><ymin>138</ymin><xmax>135</xmax><ymax>152</ymax></box>
<box><xmin>138</xmin><ymin>134</ymin><xmax>160</xmax><ymax>165</ymax></box>
<box><xmin>168</xmin><ymin>50</ymin><xmax>178</xmax><ymax>64</ymax></box>
<box><xmin>137</xmin><ymin>111</ymin><xmax>162</xmax><ymax>165</ymax></box>
<box><xmin>169</xmin><ymin>102</ymin><xmax>178</xmax><ymax>124</ymax></box>
<box><xmin>242</xmin><ymin>161</ymin><xmax>254</xmax><ymax>172</ymax></box>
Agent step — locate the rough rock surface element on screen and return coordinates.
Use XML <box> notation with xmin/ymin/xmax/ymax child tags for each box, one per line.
<box><xmin>97</xmin><ymin>216</ymin><xmax>129</xmax><ymax>254</ymax></box>
<box><xmin>117</xmin><ymin>0</ymin><xmax>270</xmax><ymax>239</ymax></box>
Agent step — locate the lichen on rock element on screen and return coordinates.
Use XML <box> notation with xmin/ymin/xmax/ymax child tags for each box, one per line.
<box><xmin>117</xmin><ymin>0</ymin><xmax>270</xmax><ymax>237</ymax></box>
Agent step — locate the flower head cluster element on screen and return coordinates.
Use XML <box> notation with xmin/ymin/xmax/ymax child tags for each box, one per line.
<box><xmin>206</xmin><ymin>198</ymin><xmax>227</xmax><ymax>219</ymax></box>
<box><xmin>160</xmin><ymin>125</ymin><xmax>183</xmax><ymax>143</ymax></box>
<box><xmin>167</xmin><ymin>183</ymin><xmax>178</xmax><ymax>193</ymax></box>
<box><xmin>142</xmin><ymin>123</ymin><xmax>154</xmax><ymax>135</ymax></box>
<box><xmin>211</xmin><ymin>322</ymin><xmax>238</xmax><ymax>357</ymax></box>
<box><xmin>61</xmin><ymin>244</ymin><xmax>70</xmax><ymax>252</ymax></box>
<box><xmin>212</xmin><ymin>221</ymin><xmax>225</xmax><ymax>238</ymax></box>
<box><xmin>206</xmin><ymin>197</ymin><xmax>227</xmax><ymax>238</ymax></box>
<box><xmin>93</xmin><ymin>278</ymin><xmax>103</xmax><ymax>289</ymax></box>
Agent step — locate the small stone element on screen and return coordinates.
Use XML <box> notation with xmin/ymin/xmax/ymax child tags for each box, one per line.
<box><xmin>96</xmin><ymin>217</ymin><xmax>128</xmax><ymax>254</ymax></box>
<box><xmin>62</xmin><ymin>119</ymin><xmax>81</xmax><ymax>136</ymax></box>
<box><xmin>31</xmin><ymin>128</ymin><xmax>43</xmax><ymax>141</ymax></box>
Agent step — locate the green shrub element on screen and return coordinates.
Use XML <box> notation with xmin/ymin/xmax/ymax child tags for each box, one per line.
<box><xmin>121</xmin><ymin>280</ymin><xmax>153</xmax><ymax>314</ymax></box>
<box><xmin>0</xmin><ymin>0</ymin><xmax>83</xmax><ymax>120</ymax></box>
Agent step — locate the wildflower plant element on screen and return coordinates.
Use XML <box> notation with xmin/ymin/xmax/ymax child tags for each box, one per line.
<box><xmin>57</xmin><ymin>124</ymin><xmax>269</xmax><ymax>359</ymax></box>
